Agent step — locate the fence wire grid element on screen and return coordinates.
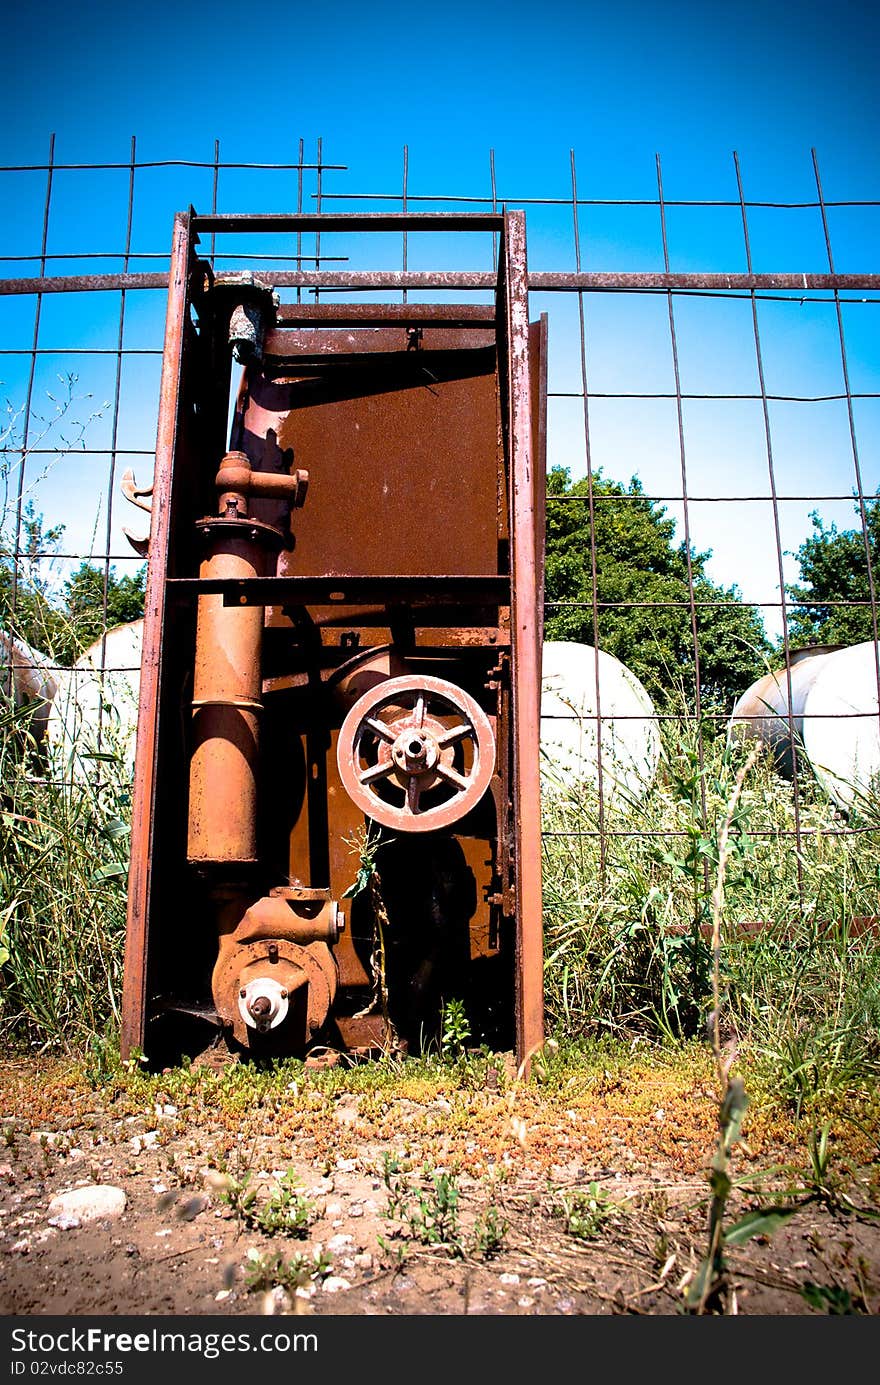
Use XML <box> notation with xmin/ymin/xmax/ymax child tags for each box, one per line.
<box><xmin>2</xmin><ymin>135</ymin><xmax>879</xmax><ymax>929</ymax></box>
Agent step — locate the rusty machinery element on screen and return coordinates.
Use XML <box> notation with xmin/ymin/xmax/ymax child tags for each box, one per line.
<box><xmin>120</xmin><ymin>211</ymin><xmax>546</xmax><ymax>1068</ymax></box>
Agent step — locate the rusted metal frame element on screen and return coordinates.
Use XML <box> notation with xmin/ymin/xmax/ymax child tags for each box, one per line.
<box><xmin>6</xmin><ymin>134</ymin><xmax>54</xmax><ymax>696</ymax></box>
<box><xmin>656</xmin><ymin>154</ymin><xmax>711</xmax><ymax>908</ymax></box>
<box><xmin>500</xmin><ymin>209</ymin><xmax>545</xmax><ymax>1070</ymax></box>
<box><xmin>168</xmin><ymin>575</ymin><xmax>509</xmax><ymax>604</ymax></box>
<box><xmin>262</xmin><ymin>327</ymin><xmax>495</xmax><ymax>357</ymax></box>
<box><xmin>733</xmin><ymin>153</ymin><xmax>805</xmax><ymax>889</ymax></box>
<box><xmin>4</xmin><ymin>270</ymin><xmax>880</xmax><ymax>297</ymax></box>
<box><xmin>0</xmin><ymin>273</ymin><xmax>171</xmax><ymax>295</ymax></box>
<box><xmin>120</xmin><ymin>210</ymin><xmax>193</xmax><ymax>1060</ymax></box>
<box><xmin>811</xmin><ymin>148</ymin><xmax>880</xmax><ymax>742</ymax></box>
<box><xmin>275</xmin><ymin>303</ymin><xmax>497</xmax><ymax>325</ymax></box>
<box><xmin>531</xmin><ymin>272</ymin><xmax>880</xmax><ymax>291</ymax></box>
<box><xmin>192</xmin><ymin>212</ymin><xmax>506</xmax><ymax>234</ymax></box>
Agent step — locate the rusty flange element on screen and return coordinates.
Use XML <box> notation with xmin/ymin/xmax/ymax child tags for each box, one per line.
<box><xmin>212</xmin><ymin>938</ymin><xmax>337</xmax><ymax>1048</ymax></box>
<box><xmin>336</xmin><ymin>673</ymin><xmax>495</xmax><ymax>833</ymax></box>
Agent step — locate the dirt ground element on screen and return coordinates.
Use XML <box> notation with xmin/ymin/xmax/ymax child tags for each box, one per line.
<box><xmin>1</xmin><ymin>1048</ymin><xmax>878</xmax><ymax>1318</ymax></box>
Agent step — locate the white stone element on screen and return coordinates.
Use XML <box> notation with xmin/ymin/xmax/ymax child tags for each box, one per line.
<box><xmin>321</xmin><ymin>1276</ymin><xmax>352</xmax><ymax>1294</ymax></box>
<box><xmin>47</xmin><ymin>1186</ymin><xmax>126</xmax><ymax>1226</ymax></box>
<box><xmin>327</xmin><ymin>1233</ymin><xmax>354</xmax><ymax>1252</ymax></box>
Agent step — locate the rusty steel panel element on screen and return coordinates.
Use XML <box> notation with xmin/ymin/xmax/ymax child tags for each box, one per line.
<box><xmin>234</xmin><ymin>359</ymin><xmax>500</xmax><ymax>580</ymax></box>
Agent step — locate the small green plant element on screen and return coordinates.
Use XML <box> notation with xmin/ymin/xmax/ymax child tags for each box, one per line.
<box><xmin>800</xmin><ymin>1282</ymin><xmax>858</xmax><ymax>1314</ymax></box>
<box><xmin>254</xmin><ymin>1170</ymin><xmax>314</xmax><ymax>1237</ymax></box>
<box><xmin>687</xmin><ymin>745</ymin><xmax>760</xmax><ymax>1315</ymax></box>
<box><xmin>2</xmin><ymin>1124</ymin><xmax>15</xmax><ymax>1149</ymax></box>
<box><xmin>222</xmin><ymin>1167</ymin><xmax>314</xmax><ymax>1237</ymax></box>
<box><xmin>382</xmin><ymin>1157</ymin><xmax>463</xmax><ymax>1256</ymax></box>
<box><xmin>440</xmin><ymin>998</ymin><xmax>471</xmax><ymax>1058</ymax></box>
<box><xmin>553</xmin><ymin>1183</ymin><xmax>621</xmax><ymax>1240</ymax></box>
<box><xmin>243</xmin><ymin>1246</ymin><xmax>332</xmax><ymax>1295</ymax></box>
<box><xmin>471</xmin><ymin>1204</ymin><xmax>508</xmax><ymax>1257</ymax></box>
<box><xmin>381</xmin><ymin>1152</ymin><xmax>411</xmax><ymax>1220</ymax></box>
<box><xmin>407</xmin><ymin>1169</ymin><xmax>462</xmax><ymax>1254</ymax></box>
<box><xmin>806</xmin><ymin>1122</ymin><xmax>835</xmax><ymax>1203</ymax></box>
<box><xmin>220</xmin><ymin>1170</ymin><xmax>258</xmax><ymax>1222</ymax></box>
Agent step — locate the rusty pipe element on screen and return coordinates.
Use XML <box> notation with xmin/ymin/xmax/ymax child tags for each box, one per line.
<box><xmin>215</xmin><ymin>451</ymin><xmax>308</xmax><ymax>510</ymax></box>
<box><xmin>186</xmin><ymin>517</ymin><xmax>283</xmax><ymax>865</ymax></box>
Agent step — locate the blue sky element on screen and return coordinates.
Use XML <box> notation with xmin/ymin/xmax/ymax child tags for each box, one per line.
<box><xmin>2</xmin><ymin>0</ymin><xmax>878</xmax><ymax>647</ymax></box>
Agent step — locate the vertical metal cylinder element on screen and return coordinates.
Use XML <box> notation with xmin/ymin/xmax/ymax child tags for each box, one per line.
<box><xmin>187</xmin><ymin>523</ymin><xmax>269</xmax><ymax>864</ymax></box>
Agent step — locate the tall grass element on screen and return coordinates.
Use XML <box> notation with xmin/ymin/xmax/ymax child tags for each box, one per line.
<box><xmin>0</xmin><ymin>693</ymin><xmax>130</xmax><ymax>1051</ymax></box>
<box><xmin>2</xmin><ymin>663</ymin><xmax>879</xmax><ymax>1108</ymax></box>
<box><xmin>541</xmin><ymin>710</ymin><xmax>880</xmax><ymax>1100</ymax></box>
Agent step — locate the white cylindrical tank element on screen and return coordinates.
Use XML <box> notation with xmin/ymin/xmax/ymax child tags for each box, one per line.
<box><xmin>802</xmin><ymin>640</ymin><xmax>880</xmax><ymax>814</ymax></box>
<box><xmin>540</xmin><ymin>640</ymin><xmax>661</xmax><ymax>803</ymax></box>
<box><xmin>46</xmin><ymin>619</ymin><xmax>143</xmax><ymax>776</ymax></box>
<box><xmin>727</xmin><ymin>646</ymin><xmax>839</xmax><ymax>778</ymax></box>
<box><xmin>0</xmin><ymin>628</ymin><xmax>59</xmax><ymax>743</ymax></box>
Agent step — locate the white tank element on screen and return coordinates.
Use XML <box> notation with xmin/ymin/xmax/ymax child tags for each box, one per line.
<box><xmin>540</xmin><ymin>640</ymin><xmax>661</xmax><ymax>803</ymax></box>
<box><xmin>802</xmin><ymin>640</ymin><xmax>880</xmax><ymax>814</ymax></box>
<box><xmin>0</xmin><ymin>628</ymin><xmax>59</xmax><ymax>743</ymax></box>
<box><xmin>727</xmin><ymin>646</ymin><xmax>839</xmax><ymax>778</ymax></box>
<box><xmin>46</xmin><ymin>619</ymin><xmax>144</xmax><ymax>776</ymax></box>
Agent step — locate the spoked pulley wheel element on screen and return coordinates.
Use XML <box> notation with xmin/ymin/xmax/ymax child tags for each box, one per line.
<box><xmin>336</xmin><ymin>674</ymin><xmax>496</xmax><ymax>833</ymax></box>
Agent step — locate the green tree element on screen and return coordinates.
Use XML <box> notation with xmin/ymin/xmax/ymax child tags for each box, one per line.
<box><xmin>786</xmin><ymin>498</ymin><xmax>880</xmax><ymax>648</ymax></box>
<box><xmin>543</xmin><ymin>466</ymin><xmax>771</xmax><ymax>708</ymax></box>
<box><xmin>64</xmin><ymin>561</ymin><xmax>146</xmax><ymax>653</ymax></box>
<box><xmin>1</xmin><ymin>508</ymin><xmax>145</xmax><ymax>666</ymax></box>
<box><xmin>0</xmin><ymin>501</ymin><xmax>75</xmax><ymax>662</ymax></box>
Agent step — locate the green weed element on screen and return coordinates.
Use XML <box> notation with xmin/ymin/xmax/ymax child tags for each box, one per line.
<box><xmin>552</xmin><ymin>1183</ymin><xmax>622</xmax><ymax>1240</ymax></box>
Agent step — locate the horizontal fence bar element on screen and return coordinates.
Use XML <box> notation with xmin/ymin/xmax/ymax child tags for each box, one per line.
<box><xmin>3</xmin><ymin>269</ymin><xmax>879</xmax><ymax>296</ymax></box>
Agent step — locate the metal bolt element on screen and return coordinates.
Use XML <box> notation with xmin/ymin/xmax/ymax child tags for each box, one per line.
<box><xmin>239</xmin><ymin>988</ymin><xmax>246</xmax><ymax>998</ymax></box>
<box><xmin>280</xmin><ymin>989</ymin><xmax>288</xmax><ymax>999</ymax></box>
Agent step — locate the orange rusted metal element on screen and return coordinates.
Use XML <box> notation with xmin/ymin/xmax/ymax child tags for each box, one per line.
<box><xmin>121</xmin><ymin>212</ymin><xmax>547</xmax><ymax>1069</ymax></box>
<box><xmin>336</xmin><ymin>673</ymin><xmax>496</xmax><ymax>834</ymax></box>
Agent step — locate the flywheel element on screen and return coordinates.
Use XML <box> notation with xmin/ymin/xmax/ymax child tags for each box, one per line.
<box><xmin>336</xmin><ymin>674</ymin><xmax>496</xmax><ymax>833</ymax></box>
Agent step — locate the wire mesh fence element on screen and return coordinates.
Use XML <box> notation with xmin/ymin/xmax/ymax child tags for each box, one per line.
<box><xmin>2</xmin><ymin>135</ymin><xmax>879</xmax><ymax>937</ymax></box>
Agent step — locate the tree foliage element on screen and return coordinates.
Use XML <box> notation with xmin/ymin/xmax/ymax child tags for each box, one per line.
<box><xmin>786</xmin><ymin>499</ymin><xmax>880</xmax><ymax>648</ymax></box>
<box><xmin>0</xmin><ymin>504</ymin><xmax>145</xmax><ymax>665</ymax></box>
<box><xmin>543</xmin><ymin>466</ymin><xmax>771</xmax><ymax>708</ymax></box>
